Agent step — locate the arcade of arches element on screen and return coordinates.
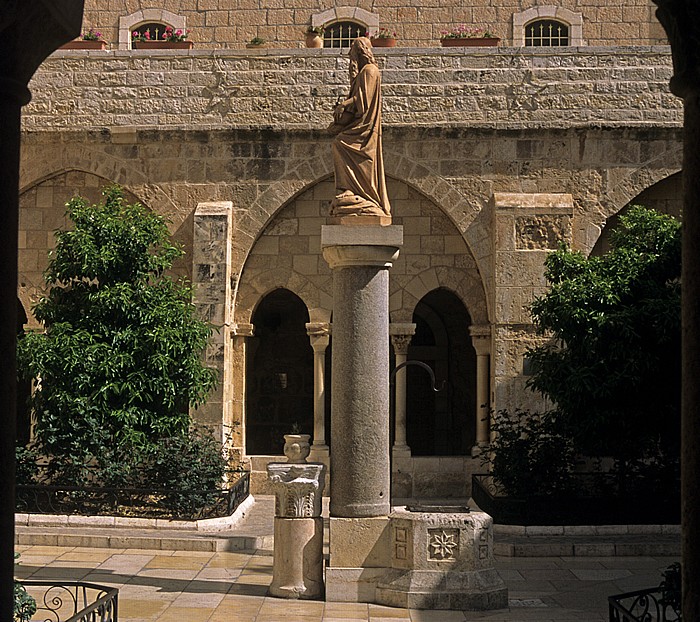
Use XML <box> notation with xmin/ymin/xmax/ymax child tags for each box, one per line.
<box><xmin>17</xmin><ymin>160</ymin><xmax>684</xmax><ymax>499</ymax></box>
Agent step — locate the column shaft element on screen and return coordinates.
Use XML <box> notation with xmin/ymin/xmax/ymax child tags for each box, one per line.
<box><xmin>331</xmin><ymin>265</ymin><xmax>390</xmax><ymax>517</ymax></box>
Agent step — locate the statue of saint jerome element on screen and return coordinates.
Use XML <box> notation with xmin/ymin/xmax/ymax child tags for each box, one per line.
<box><xmin>328</xmin><ymin>37</ymin><xmax>391</xmax><ymax>218</ymax></box>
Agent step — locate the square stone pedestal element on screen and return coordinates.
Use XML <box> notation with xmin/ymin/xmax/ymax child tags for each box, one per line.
<box><xmin>375</xmin><ymin>508</ymin><xmax>508</xmax><ymax>610</ymax></box>
<box><xmin>325</xmin><ymin>516</ymin><xmax>391</xmax><ymax>602</ymax></box>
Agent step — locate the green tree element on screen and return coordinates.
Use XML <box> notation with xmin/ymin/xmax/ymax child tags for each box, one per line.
<box><xmin>18</xmin><ymin>185</ymin><xmax>217</xmax><ymax>483</ymax></box>
<box><xmin>527</xmin><ymin>205</ymin><xmax>681</xmax><ymax>462</ymax></box>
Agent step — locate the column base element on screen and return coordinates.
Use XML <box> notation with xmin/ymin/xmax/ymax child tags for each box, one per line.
<box><xmin>392</xmin><ymin>445</ymin><xmax>412</xmax><ymax>460</ymax></box>
<box><xmin>309</xmin><ymin>443</ymin><xmax>329</xmax><ymax>461</ymax></box>
<box><xmin>471</xmin><ymin>442</ymin><xmax>489</xmax><ymax>457</ymax></box>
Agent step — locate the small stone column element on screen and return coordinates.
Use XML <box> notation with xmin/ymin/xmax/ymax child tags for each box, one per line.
<box><xmin>267</xmin><ymin>442</ymin><xmax>326</xmax><ymax>600</ymax></box>
<box><xmin>231</xmin><ymin>323</ymin><xmax>254</xmax><ymax>466</ymax></box>
<box><xmin>322</xmin><ymin>224</ymin><xmax>403</xmax><ymax>518</ymax></box>
<box><xmin>390</xmin><ymin>323</ymin><xmax>416</xmax><ymax>459</ymax></box>
<box><xmin>306</xmin><ymin>322</ymin><xmax>330</xmax><ymax>461</ymax></box>
<box><xmin>469</xmin><ymin>326</ymin><xmax>491</xmax><ymax>456</ymax></box>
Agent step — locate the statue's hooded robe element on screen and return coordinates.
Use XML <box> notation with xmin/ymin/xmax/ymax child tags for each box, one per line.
<box><xmin>330</xmin><ymin>57</ymin><xmax>391</xmax><ymax>217</ymax></box>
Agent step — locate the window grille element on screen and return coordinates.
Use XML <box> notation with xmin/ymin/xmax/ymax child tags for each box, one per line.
<box><xmin>133</xmin><ymin>22</ymin><xmax>170</xmax><ymax>41</ymax></box>
<box><xmin>525</xmin><ymin>19</ymin><xmax>569</xmax><ymax>46</ymax></box>
<box><xmin>324</xmin><ymin>21</ymin><xmax>365</xmax><ymax>48</ymax></box>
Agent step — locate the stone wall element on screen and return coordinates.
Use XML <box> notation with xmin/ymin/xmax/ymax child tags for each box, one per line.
<box><xmin>78</xmin><ymin>1</ymin><xmax>667</xmax><ymax>49</ymax></box>
<box><xmin>27</xmin><ymin>47</ymin><xmax>680</xmax><ymax>131</ymax></box>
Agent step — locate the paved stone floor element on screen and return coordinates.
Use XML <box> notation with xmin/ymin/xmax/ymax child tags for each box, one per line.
<box><xmin>15</xmin><ymin>543</ymin><xmax>678</xmax><ymax>621</ymax></box>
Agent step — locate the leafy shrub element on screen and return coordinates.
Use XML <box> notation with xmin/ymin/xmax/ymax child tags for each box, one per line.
<box><xmin>485</xmin><ymin>409</ymin><xmax>575</xmax><ymax>497</ymax></box>
<box><xmin>17</xmin><ymin>186</ymin><xmax>217</xmax><ymax>487</ymax></box>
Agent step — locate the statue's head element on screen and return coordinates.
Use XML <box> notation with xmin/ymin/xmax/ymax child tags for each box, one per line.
<box><xmin>350</xmin><ymin>36</ymin><xmax>376</xmax><ymax>68</ymax></box>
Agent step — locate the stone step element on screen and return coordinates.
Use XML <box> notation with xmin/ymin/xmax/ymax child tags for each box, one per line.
<box><xmin>494</xmin><ymin>533</ymin><xmax>680</xmax><ymax>557</ymax></box>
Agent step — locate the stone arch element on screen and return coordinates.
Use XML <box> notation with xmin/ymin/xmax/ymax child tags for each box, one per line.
<box><xmin>232</xmin><ymin>148</ymin><xmax>491</xmax><ymax>309</ymax></box>
<box><xmin>581</xmin><ymin>147</ymin><xmax>683</xmax><ymax>255</ymax></box>
<box><xmin>118</xmin><ymin>9</ymin><xmax>187</xmax><ymax>50</ymax></box>
<box><xmin>20</xmin><ymin>148</ymin><xmax>182</xmax><ymax>229</ymax></box>
<box><xmin>245</xmin><ymin>288</ymin><xmax>314</xmax><ymax>455</ymax></box>
<box><xmin>234</xmin><ymin>175</ymin><xmax>489</xmax><ymax>329</ymax></box>
<box><xmin>406</xmin><ymin>287</ymin><xmax>476</xmax><ymax>455</ymax></box>
<box><xmin>311</xmin><ymin>7</ymin><xmax>379</xmax><ymax>31</ymax></box>
<box><xmin>512</xmin><ymin>6</ymin><xmax>584</xmax><ymax>46</ymax></box>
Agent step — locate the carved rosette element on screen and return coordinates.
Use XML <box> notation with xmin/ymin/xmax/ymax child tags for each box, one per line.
<box><xmin>267</xmin><ymin>463</ymin><xmax>327</xmax><ymax>518</ymax></box>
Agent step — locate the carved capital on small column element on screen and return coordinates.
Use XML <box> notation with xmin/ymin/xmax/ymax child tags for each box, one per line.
<box><xmin>390</xmin><ymin>323</ymin><xmax>416</xmax><ymax>355</ymax></box>
<box><xmin>267</xmin><ymin>463</ymin><xmax>327</xmax><ymax>518</ymax></box>
<box><xmin>306</xmin><ymin>322</ymin><xmax>330</xmax><ymax>351</ymax></box>
<box><xmin>469</xmin><ymin>325</ymin><xmax>491</xmax><ymax>357</ymax></box>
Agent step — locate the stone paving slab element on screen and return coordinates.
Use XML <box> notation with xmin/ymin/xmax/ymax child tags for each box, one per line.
<box><xmin>14</xmin><ymin>544</ymin><xmax>675</xmax><ymax>621</ymax></box>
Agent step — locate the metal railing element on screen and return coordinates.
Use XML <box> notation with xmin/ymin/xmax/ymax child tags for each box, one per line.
<box><xmin>16</xmin><ymin>470</ymin><xmax>250</xmax><ymax>521</ymax></box>
<box><xmin>609</xmin><ymin>587</ymin><xmax>680</xmax><ymax>621</ymax></box>
<box><xmin>21</xmin><ymin>581</ymin><xmax>118</xmax><ymax>622</ymax></box>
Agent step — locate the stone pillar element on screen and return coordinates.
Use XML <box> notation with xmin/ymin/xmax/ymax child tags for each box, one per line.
<box><xmin>306</xmin><ymin>322</ymin><xmax>330</xmax><ymax>461</ymax></box>
<box><xmin>469</xmin><ymin>325</ymin><xmax>491</xmax><ymax>456</ymax></box>
<box><xmin>490</xmin><ymin>193</ymin><xmax>573</xmax><ymax>415</ymax></box>
<box><xmin>267</xmin><ymin>461</ymin><xmax>326</xmax><ymax>599</ymax></box>
<box><xmin>652</xmin><ymin>3</ymin><xmax>700</xmax><ymax>618</ymax></box>
<box><xmin>192</xmin><ymin>202</ymin><xmax>233</xmax><ymax>446</ymax></box>
<box><xmin>0</xmin><ymin>3</ymin><xmax>84</xmax><ymax>617</ymax></box>
<box><xmin>322</xmin><ymin>224</ymin><xmax>403</xmax><ymax>518</ymax></box>
<box><xmin>390</xmin><ymin>323</ymin><xmax>416</xmax><ymax>459</ymax></box>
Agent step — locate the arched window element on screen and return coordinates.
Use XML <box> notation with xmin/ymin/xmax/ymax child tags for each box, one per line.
<box><xmin>324</xmin><ymin>21</ymin><xmax>365</xmax><ymax>48</ymax></box>
<box><xmin>118</xmin><ymin>9</ymin><xmax>187</xmax><ymax>49</ymax></box>
<box><xmin>132</xmin><ymin>22</ymin><xmax>169</xmax><ymax>42</ymax></box>
<box><xmin>525</xmin><ymin>19</ymin><xmax>569</xmax><ymax>46</ymax></box>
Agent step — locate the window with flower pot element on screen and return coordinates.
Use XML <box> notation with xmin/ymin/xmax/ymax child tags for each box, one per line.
<box><xmin>310</xmin><ymin>7</ymin><xmax>379</xmax><ymax>48</ymax></box>
<box><xmin>132</xmin><ymin>22</ymin><xmax>169</xmax><ymax>43</ymax></box>
<box><xmin>118</xmin><ymin>9</ymin><xmax>187</xmax><ymax>49</ymax></box>
<box><xmin>324</xmin><ymin>21</ymin><xmax>365</xmax><ymax>48</ymax></box>
<box><xmin>512</xmin><ymin>6</ymin><xmax>584</xmax><ymax>47</ymax></box>
<box><xmin>525</xmin><ymin>19</ymin><xmax>569</xmax><ymax>46</ymax></box>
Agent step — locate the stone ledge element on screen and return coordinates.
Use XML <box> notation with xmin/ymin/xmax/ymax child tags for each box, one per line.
<box><xmin>15</xmin><ymin>493</ymin><xmax>255</xmax><ymax>532</ymax></box>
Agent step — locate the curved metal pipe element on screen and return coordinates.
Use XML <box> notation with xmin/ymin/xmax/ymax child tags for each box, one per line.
<box><xmin>390</xmin><ymin>360</ymin><xmax>445</xmax><ymax>392</ymax></box>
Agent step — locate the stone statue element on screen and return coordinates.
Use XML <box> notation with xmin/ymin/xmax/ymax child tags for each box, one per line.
<box><xmin>328</xmin><ymin>37</ymin><xmax>391</xmax><ymax>218</ymax></box>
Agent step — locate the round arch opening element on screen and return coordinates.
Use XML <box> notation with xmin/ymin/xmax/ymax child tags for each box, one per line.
<box><xmin>406</xmin><ymin>288</ymin><xmax>476</xmax><ymax>456</ymax></box>
<box><xmin>245</xmin><ymin>288</ymin><xmax>314</xmax><ymax>455</ymax></box>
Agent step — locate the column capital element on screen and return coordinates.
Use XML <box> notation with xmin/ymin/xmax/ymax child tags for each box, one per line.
<box><xmin>390</xmin><ymin>323</ymin><xmax>416</xmax><ymax>355</ymax></box>
<box><xmin>232</xmin><ymin>323</ymin><xmax>254</xmax><ymax>337</ymax></box>
<box><xmin>306</xmin><ymin>322</ymin><xmax>330</xmax><ymax>350</ymax></box>
<box><xmin>469</xmin><ymin>325</ymin><xmax>491</xmax><ymax>356</ymax></box>
<box><xmin>321</xmin><ymin>224</ymin><xmax>403</xmax><ymax>269</ymax></box>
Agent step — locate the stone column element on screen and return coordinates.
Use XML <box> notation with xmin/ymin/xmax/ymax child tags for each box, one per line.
<box><xmin>652</xmin><ymin>3</ymin><xmax>700</xmax><ymax>618</ymax></box>
<box><xmin>0</xmin><ymin>3</ymin><xmax>84</xmax><ymax>616</ymax></box>
<box><xmin>469</xmin><ymin>325</ymin><xmax>491</xmax><ymax>456</ymax></box>
<box><xmin>231</xmin><ymin>323</ymin><xmax>254</xmax><ymax>466</ymax></box>
<box><xmin>322</xmin><ymin>224</ymin><xmax>403</xmax><ymax>518</ymax></box>
<box><xmin>267</xmin><ymin>459</ymin><xmax>326</xmax><ymax>599</ymax></box>
<box><xmin>306</xmin><ymin>322</ymin><xmax>330</xmax><ymax>461</ymax></box>
<box><xmin>390</xmin><ymin>323</ymin><xmax>415</xmax><ymax>459</ymax></box>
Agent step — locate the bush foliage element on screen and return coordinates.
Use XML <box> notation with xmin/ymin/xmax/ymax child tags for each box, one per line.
<box><xmin>526</xmin><ymin>205</ymin><xmax>681</xmax><ymax>462</ymax></box>
<box><xmin>17</xmin><ymin>186</ymin><xmax>220</xmax><ymax>490</ymax></box>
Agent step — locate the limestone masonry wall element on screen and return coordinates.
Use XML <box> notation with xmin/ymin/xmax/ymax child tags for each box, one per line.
<box><xmin>25</xmin><ymin>47</ymin><xmax>680</xmax><ymax>131</ymax></box>
<box><xmin>79</xmin><ymin>1</ymin><xmax>666</xmax><ymax>48</ymax></box>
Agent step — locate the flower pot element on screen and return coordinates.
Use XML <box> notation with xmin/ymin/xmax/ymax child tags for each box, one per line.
<box><xmin>132</xmin><ymin>40</ymin><xmax>193</xmax><ymax>50</ymax></box>
<box><xmin>305</xmin><ymin>33</ymin><xmax>323</xmax><ymax>48</ymax></box>
<box><xmin>440</xmin><ymin>37</ymin><xmax>499</xmax><ymax>47</ymax></box>
<box><xmin>246</xmin><ymin>43</ymin><xmax>265</xmax><ymax>49</ymax></box>
<box><xmin>60</xmin><ymin>40</ymin><xmax>106</xmax><ymax>50</ymax></box>
<box><xmin>370</xmin><ymin>37</ymin><xmax>396</xmax><ymax>48</ymax></box>
<box><xmin>283</xmin><ymin>434</ymin><xmax>311</xmax><ymax>464</ymax></box>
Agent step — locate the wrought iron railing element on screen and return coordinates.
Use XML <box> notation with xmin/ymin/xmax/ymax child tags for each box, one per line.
<box><xmin>608</xmin><ymin>587</ymin><xmax>681</xmax><ymax>621</ymax></box>
<box><xmin>21</xmin><ymin>581</ymin><xmax>118</xmax><ymax>622</ymax></box>
<box><xmin>16</xmin><ymin>470</ymin><xmax>250</xmax><ymax>521</ymax></box>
